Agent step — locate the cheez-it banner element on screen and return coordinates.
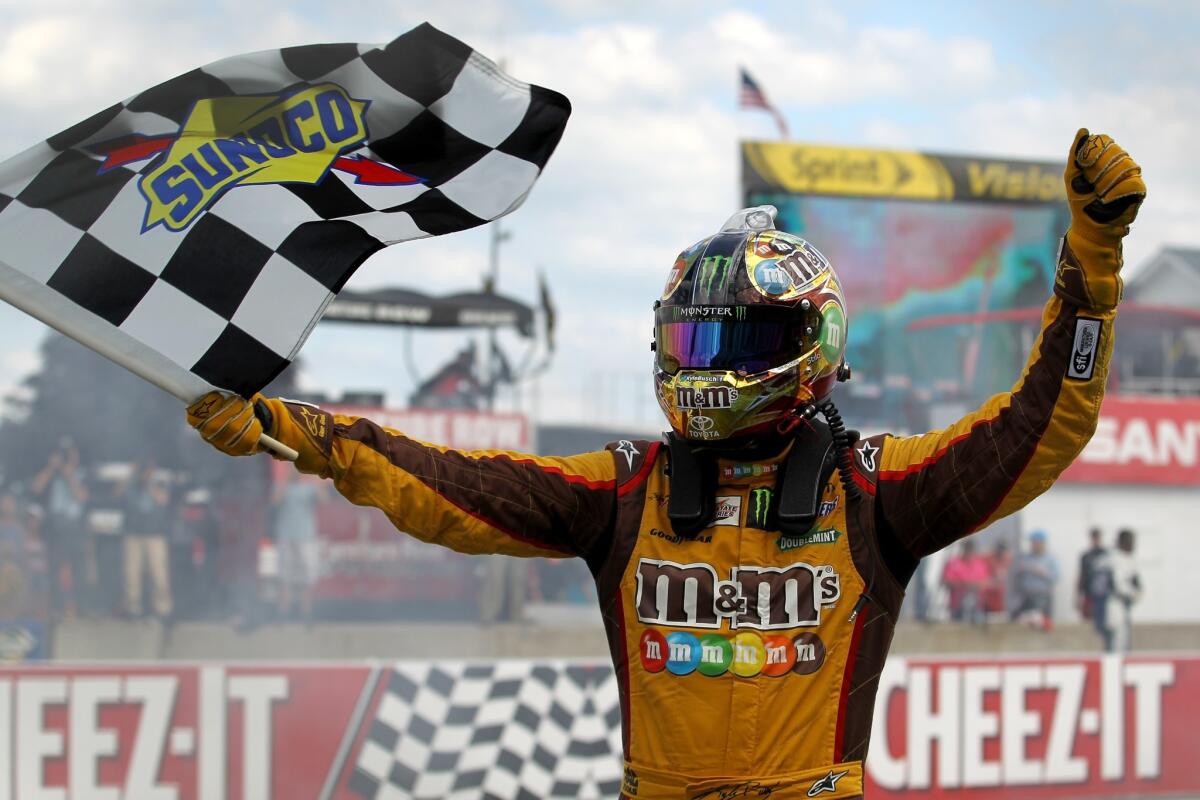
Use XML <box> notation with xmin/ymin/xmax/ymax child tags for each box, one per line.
<box><xmin>1</xmin><ymin>656</ymin><xmax>1197</xmax><ymax>799</ymax></box>
<box><xmin>0</xmin><ymin>664</ymin><xmax>377</xmax><ymax>800</ymax></box>
<box><xmin>866</xmin><ymin>655</ymin><xmax>1195</xmax><ymax>799</ymax></box>
<box><xmin>1061</xmin><ymin>395</ymin><xmax>1200</xmax><ymax>486</ymax></box>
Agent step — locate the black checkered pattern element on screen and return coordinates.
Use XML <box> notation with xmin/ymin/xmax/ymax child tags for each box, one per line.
<box><xmin>0</xmin><ymin>23</ymin><xmax>569</xmax><ymax>398</ymax></box>
<box><xmin>351</xmin><ymin>662</ymin><xmax>623</xmax><ymax>800</ymax></box>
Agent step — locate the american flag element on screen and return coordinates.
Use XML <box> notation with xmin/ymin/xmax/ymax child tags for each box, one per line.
<box><xmin>739</xmin><ymin>68</ymin><xmax>789</xmax><ymax>139</ymax></box>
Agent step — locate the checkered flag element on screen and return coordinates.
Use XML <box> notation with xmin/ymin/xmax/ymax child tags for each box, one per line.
<box><xmin>0</xmin><ymin>23</ymin><xmax>569</xmax><ymax>403</ymax></box>
<box><xmin>350</xmin><ymin>661</ymin><xmax>623</xmax><ymax>800</ymax></box>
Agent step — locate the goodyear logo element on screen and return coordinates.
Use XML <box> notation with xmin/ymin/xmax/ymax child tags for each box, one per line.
<box><xmin>93</xmin><ymin>83</ymin><xmax>423</xmax><ymax>233</ymax></box>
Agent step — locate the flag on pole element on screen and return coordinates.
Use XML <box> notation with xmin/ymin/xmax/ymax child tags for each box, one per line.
<box><xmin>739</xmin><ymin>68</ymin><xmax>789</xmax><ymax>139</ymax></box>
<box><xmin>0</xmin><ymin>23</ymin><xmax>570</xmax><ymax>401</ymax></box>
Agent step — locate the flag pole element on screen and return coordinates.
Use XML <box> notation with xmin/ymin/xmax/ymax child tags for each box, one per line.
<box><xmin>0</xmin><ymin>257</ymin><xmax>299</xmax><ymax>461</ymax></box>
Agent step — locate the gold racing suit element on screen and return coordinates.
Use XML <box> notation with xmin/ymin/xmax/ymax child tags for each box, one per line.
<box><xmin>253</xmin><ymin>230</ymin><xmax>1114</xmax><ymax>798</ymax></box>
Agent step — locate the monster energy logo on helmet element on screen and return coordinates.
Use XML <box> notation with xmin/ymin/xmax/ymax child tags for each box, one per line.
<box><xmin>749</xmin><ymin>487</ymin><xmax>774</xmax><ymax>529</ymax></box>
<box><xmin>697</xmin><ymin>255</ymin><xmax>732</xmax><ymax>294</ymax></box>
<box><xmin>666</xmin><ymin>306</ymin><xmax>746</xmax><ymax>320</ymax></box>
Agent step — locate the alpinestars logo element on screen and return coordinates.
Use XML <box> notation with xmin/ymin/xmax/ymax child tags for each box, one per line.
<box><xmin>807</xmin><ymin>769</ymin><xmax>849</xmax><ymax>796</ymax></box>
<box><xmin>1067</xmin><ymin>318</ymin><xmax>1102</xmax><ymax>381</ymax></box>
<box><xmin>856</xmin><ymin>440</ymin><xmax>879</xmax><ymax>472</ymax></box>
<box><xmin>615</xmin><ymin>440</ymin><xmax>639</xmax><ymax>470</ymax></box>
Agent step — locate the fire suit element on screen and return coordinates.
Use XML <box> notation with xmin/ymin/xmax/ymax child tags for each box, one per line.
<box><xmin>254</xmin><ymin>235</ymin><xmax>1114</xmax><ymax>798</ymax></box>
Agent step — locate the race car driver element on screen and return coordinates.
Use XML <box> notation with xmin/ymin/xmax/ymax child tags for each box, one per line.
<box><xmin>187</xmin><ymin>129</ymin><xmax>1144</xmax><ymax>799</ymax></box>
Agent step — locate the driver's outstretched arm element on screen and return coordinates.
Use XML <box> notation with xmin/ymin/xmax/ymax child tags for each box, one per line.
<box><xmin>188</xmin><ymin>395</ymin><xmax>619</xmax><ymax>562</ymax></box>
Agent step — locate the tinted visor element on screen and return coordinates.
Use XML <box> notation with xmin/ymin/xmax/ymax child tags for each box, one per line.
<box><xmin>655</xmin><ymin>304</ymin><xmax>821</xmax><ymax>375</ymax></box>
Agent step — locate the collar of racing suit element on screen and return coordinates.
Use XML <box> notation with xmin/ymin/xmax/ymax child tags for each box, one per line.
<box><xmin>667</xmin><ymin>420</ymin><xmax>838</xmax><ymax>539</ymax></box>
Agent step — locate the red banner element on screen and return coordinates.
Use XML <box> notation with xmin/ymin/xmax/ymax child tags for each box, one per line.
<box><xmin>3</xmin><ymin>656</ymin><xmax>1199</xmax><ymax>799</ymax></box>
<box><xmin>866</xmin><ymin>655</ymin><xmax>1198</xmax><ymax>798</ymax></box>
<box><xmin>0</xmin><ymin>663</ymin><xmax>378</xmax><ymax>800</ymax></box>
<box><xmin>328</xmin><ymin>406</ymin><xmax>530</xmax><ymax>452</ymax></box>
<box><xmin>1060</xmin><ymin>395</ymin><xmax>1200</xmax><ymax>486</ymax></box>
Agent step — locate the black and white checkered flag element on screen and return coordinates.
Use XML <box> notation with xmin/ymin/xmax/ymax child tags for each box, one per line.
<box><xmin>349</xmin><ymin>662</ymin><xmax>623</xmax><ymax>800</ymax></box>
<box><xmin>0</xmin><ymin>23</ymin><xmax>569</xmax><ymax>401</ymax></box>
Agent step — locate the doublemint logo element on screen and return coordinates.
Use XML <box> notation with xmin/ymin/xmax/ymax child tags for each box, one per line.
<box><xmin>778</xmin><ymin>528</ymin><xmax>842</xmax><ymax>552</ymax></box>
<box><xmin>749</xmin><ymin>487</ymin><xmax>773</xmax><ymax>528</ymax></box>
<box><xmin>697</xmin><ymin>255</ymin><xmax>732</xmax><ymax>294</ymax></box>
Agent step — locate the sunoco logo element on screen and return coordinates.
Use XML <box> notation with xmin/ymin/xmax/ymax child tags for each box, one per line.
<box><xmin>92</xmin><ymin>83</ymin><xmax>423</xmax><ymax>232</ymax></box>
<box><xmin>676</xmin><ymin>385</ymin><xmax>738</xmax><ymax>409</ymax></box>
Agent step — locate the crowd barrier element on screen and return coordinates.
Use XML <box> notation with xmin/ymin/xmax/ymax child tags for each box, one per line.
<box><xmin>1</xmin><ymin>654</ymin><xmax>1196</xmax><ymax>799</ymax></box>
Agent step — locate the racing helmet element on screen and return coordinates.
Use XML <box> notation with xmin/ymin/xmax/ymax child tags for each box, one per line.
<box><xmin>654</xmin><ymin>206</ymin><xmax>849</xmax><ymax>443</ymax></box>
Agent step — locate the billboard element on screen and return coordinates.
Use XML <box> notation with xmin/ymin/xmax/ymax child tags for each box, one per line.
<box><xmin>1060</xmin><ymin>395</ymin><xmax>1200</xmax><ymax>486</ymax></box>
<box><xmin>2</xmin><ymin>655</ymin><xmax>1195</xmax><ymax>799</ymax></box>
<box><xmin>742</xmin><ymin>141</ymin><xmax>1069</xmax><ymax>433</ymax></box>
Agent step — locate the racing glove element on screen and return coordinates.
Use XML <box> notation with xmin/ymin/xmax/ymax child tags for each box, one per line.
<box><xmin>1057</xmin><ymin>128</ymin><xmax>1146</xmax><ymax>311</ymax></box>
<box><xmin>186</xmin><ymin>392</ymin><xmax>334</xmax><ymax>474</ymax></box>
<box><xmin>185</xmin><ymin>392</ymin><xmax>268</xmax><ymax>457</ymax></box>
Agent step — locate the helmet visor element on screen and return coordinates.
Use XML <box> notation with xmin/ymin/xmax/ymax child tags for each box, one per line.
<box><xmin>655</xmin><ymin>305</ymin><xmax>821</xmax><ymax>375</ymax></box>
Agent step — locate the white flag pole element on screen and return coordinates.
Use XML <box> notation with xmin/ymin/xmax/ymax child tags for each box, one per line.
<box><xmin>0</xmin><ymin>257</ymin><xmax>299</xmax><ymax>461</ymax></box>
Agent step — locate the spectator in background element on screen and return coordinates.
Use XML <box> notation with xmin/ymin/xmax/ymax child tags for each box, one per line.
<box><xmin>171</xmin><ymin>487</ymin><xmax>219</xmax><ymax>620</ymax></box>
<box><xmin>941</xmin><ymin>540</ymin><xmax>989</xmax><ymax>624</ymax></box>
<box><xmin>30</xmin><ymin>438</ymin><xmax>89</xmax><ymax>618</ymax></box>
<box><xmin>1010</xmin><ymin>530</ymin><xmax>1059</xmax><ymax>630</ymax></box>
<box><xmin>981</xmin><ymin>541</ymin><xmax>1012</xmax><ymax>619</ymax></box>
<box><xmin>1077</xmin><ymin>527</ymin><xmax>1107</xmax><ymax>623</ymax></box>
<box><xmin>270</xmin><ymin>470</ymin><xmax>324</xmax><ymax>623</ymax></box>
<box><xmin>118</xmin><ymin>458</ymin><xmax>173</xmax><ymax>621</ymax></box>
<box><xmin>0</xmin><ymin>493</ymin><xmax>30</xmax><ymax>619</ymax></box>
<box><xmin>1100</xmin><ymin>528</ymin><xmax>1142</xmax><ymax>652</ymax></box>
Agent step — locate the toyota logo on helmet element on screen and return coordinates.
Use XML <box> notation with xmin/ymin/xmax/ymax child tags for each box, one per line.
<box><xmin>653</xmin><ymin>206</ymin><xmax>850</xmax><ymax>443</ymax></box>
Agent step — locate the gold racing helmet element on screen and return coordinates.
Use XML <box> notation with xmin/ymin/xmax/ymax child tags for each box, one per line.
<box><xmin>653</xmin><ymin>206</ymin><xmax>849</xmax><ymax>443</ymax></box>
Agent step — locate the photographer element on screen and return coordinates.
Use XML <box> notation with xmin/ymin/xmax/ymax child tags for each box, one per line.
<box><xmin>30</xmin><ymin>438</ymin><xmax>89</xmax><ymax>618</ymax></box>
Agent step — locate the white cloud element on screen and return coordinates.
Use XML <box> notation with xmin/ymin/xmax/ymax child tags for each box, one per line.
<box><xmin>952</xmin><ymin>85</ymin><xmax>1200</xmax><ymax>271</ymax></box>
<box><xmin>0</xmin><ymin>2</ymin><xmax>1194</xmax><ymax>434</ymax></box>
<box><xmin>704</xmin><ymin>11</ymin><xmax>998</xmax><ymax>108</ymax></box>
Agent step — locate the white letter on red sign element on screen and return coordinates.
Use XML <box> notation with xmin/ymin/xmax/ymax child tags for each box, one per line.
<box><xmin>1100</xmin><ymin>656</ymin><xmax>1123</xmax><ymax>781</ymax></box>
<box><xmin>17</xmin><ymin>678</ymin><xmax>67</xmax><ymax>800</ymax></box>
<box><xmin>228</xmin><ymin>676</ymin><xmax>289</xmax><ymax>800</ymax></box>
<box><xmin>69</xmin><ymin>677</ymin><xmax>121</xmax><ymax>800</ymax></box>
<box><xmin>1001</xmin><ymin>665</ymin><xmax>1042</xmax><ymax>785</ymax></box>
<box><xmin>1043</xmin><ymin>664</ymin><xmax>1087</xmax><ymax>783</ymax></box>
<box><xmin>125</xmin><ymin>677</ymin><xmax>178</xmax><ymax>800</ymax></box>
<box><xmin>1125</xmin><ymin>662</ymin><xmax>1175</xmax><ymax>779</ymax></box>
<box><xmin>906</xmin><ymin>666</ymin><xmax>961</xmax><ymax>789</ymax></box>
<box><xmin>962</xmin><ymin>666</ymin><xmax>1002</xmax><ymax>788</ymax></box>
<box><xmin>199</xmin><ymin>667</ymin><xmax>226</xmax><ymax>800</ymax></box>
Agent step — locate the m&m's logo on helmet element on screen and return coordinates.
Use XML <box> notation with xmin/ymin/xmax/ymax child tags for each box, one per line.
<box><xmin>92</xmin><ymin>83</ymin><xmax>423</xmax><ymax>232</ymax></box>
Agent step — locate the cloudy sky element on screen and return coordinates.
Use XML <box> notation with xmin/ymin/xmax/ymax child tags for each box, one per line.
<box><xmin>0</xmin><ymin>0</ymin><xmax>1195</xmax><ymax>432</ymax></box>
